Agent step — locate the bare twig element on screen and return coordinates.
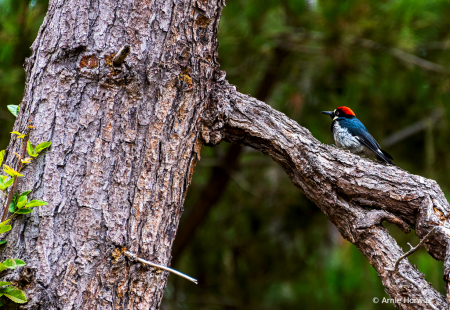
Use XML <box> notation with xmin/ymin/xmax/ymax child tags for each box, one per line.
<box><xmin>382</xmin><ymin>109</ymin><xmax>444</xmax><ymax>148</ymax></box>
<box><xmin>113</xmin><ymin>44</ymin><xmax>131</xmax><ymax>66</ymax></box>
<box><xmin>417</xmin><ymin>41</ymin><xmax>450</xmax><ymax>52</ymax></box>
<box><xmin>123</xmin><ymin>251</ymin><xmax>198</xmax><ymax>284</ymax></box>
<box><xmin>387</xmin><ymin>227</ymin><xmax>438</xmax><ymax>274</ymax></box>
<box><xmin>359</xmin><ymin>38</ymin><xmax>450</xmax><ymax>74</ymax></box>
<box><xmin>275</xmin><ymin>32</ymin><xmax>450</xmax><ymax>75</ymax></box>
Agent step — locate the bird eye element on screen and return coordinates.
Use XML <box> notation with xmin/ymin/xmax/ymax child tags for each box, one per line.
<box><xmin>336</xmin><ymin>111</ymin><xmax>339</xmax><ymax>116</ymax></box>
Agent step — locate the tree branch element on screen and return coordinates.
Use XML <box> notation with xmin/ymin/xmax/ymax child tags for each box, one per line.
<box><xmin>202</xmin><ymin>81</ymin><xmax>450</xmax><ymax>309</ymax></box>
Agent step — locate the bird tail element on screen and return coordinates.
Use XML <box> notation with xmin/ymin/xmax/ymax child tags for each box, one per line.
<box><xmin>381</xmin><ymin>149</ymin><xmax>393</xmax><ymax>160</ymax></box>
<box><xmin>378</xmin><ymin>149</ymin><xmax>395</xmax><ymax>165</ymax></box>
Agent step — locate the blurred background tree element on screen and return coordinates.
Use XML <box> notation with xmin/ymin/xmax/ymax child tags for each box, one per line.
<box><xmin>1</xmin><ymin>0</ymin><xmax>449</xmax><ymax>309</ymax></box>
<box><xmin>0</xmin><ymin>0</ymin><xmax>48</xmax><ymax>146</ymax></box>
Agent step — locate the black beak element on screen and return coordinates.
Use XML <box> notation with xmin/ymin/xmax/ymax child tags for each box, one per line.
<box><xmin>321</xmin><ymin>111</ymin><xmax>334</xmax><ymax>119</ymax></box>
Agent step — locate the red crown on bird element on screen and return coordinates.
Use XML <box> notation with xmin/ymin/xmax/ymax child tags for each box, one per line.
<box><xmin>336</xmin><ymin>106</ymin><xmax>355</xmax><ymax>116</ymax></box>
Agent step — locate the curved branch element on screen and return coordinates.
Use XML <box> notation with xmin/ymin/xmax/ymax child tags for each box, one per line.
<box><xmin>202</xmin><ymin>81</ymin><xmax>450</xmax><ymax>309</ymax></box>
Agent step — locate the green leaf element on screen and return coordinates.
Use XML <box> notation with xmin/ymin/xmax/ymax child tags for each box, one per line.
<box><xmin>7</xmin><ymin>105</ymin><xmax>19</xmax><ymax>117</ymax></box>
<box><xmin>0</xmin><ymin>219</ymin><xmax>10</xmax><ymax>228</ymax></box>
<box><xmin>0</xmin><ymin>286</ymin><xmax>12</xmax><ymax>292</ymax></box>
<box><xmin>0</xmin><ymin>282</ymin><xmax>11</xmax><ymax>287</ymax></box>
<box><xmin>4</xmin><ymin>178</ymin><xmax>13</xmax><ymax>188</ymax></box>
<box><xmin>8</xmin><ymin>202</ymin><xmax>16</xmax><ymax>213</ymax></box>
<box><xmin>0</xmin><ymin>150</ymin><xmax>4</xmax><ymax>167</ymax></box>
<box><xmin>11</xmin><ymin>131</ymin><xmax>26</xmax><ymax>139</ymax></box>
<box><xmin>2</xmin><ymin>287</ymin><xmax>27</xmax><ymax>303</ymax></box>
<box><xmin>0</xmin><ymin>263</ymin><xmax>7</xmax><ymax>272</ymax></box>
<box><xmin>2</xmin><ymin>259</ymin><xmax>16</xmax><ymax>270</ymax></box>
<box><xmin>25</xmin><ymin>200</ymin><xmax>48</xmax><ymax>208</ymax></box>
<box><xmin>3</xmin><ymin>165</ymin><xmax>23</xmax><ymax>177</ymax></box>
<box><xmin>35</xmin><ymin>141</ymin><xmax>51</xmax><ymax>154</ymax></box>
<box><xmin>16</xmin><ymin>209</ymin><xmax>33</xmax><ymax>214</ymax></box>
<box><xmin>26</xmin><ymin>141</ymin><xmax>33</xmax><ymax>154</ymax></box>
<box><xmin>14</xmin><ymin>259</ymin><xmax>25</xmax><ymax>267</ymax></box>
<box><xmin>0</xmin><ymin>240</ymin><xmax>7</xmax><ymax>245</ymax></box>
<box><xmin>0</xmin><ymin>177</ymin><xmax>14</xmax><ymax>190</ymax></box>
<box><xmin>0</xmin><ymin>175</ymin><xmax>14</xmax><ymax>191</ymax></box>
<box><xmin>16</xmin><ymin>195</ymin><xmax>27</xmax><ymax>209</ymax></box>
<box><xmin>27</xmin><ymin>141</ymin><xmax>38</xmax><ymax>158</ymax></box>
<box><xmin>18</xmin><ymin>191</ymin><xmax>31</xmax><ymax>199</ymax></box>
<box><xmin>3</xmin><ymin>165</ymin><xmax>14</xmax><ymax>177</ymax></box>
<box><xmin>0</xmin><ymin>225</ymin><xmax>11</xmax><ymax>234</ymax></box>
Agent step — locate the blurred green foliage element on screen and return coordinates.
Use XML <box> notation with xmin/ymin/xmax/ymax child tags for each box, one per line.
<box><xmin>0</xmin><ymin>0</ymin><xmax>448</xmax><ymax>309</ymax></box>
<box><xmin>0</xmin><ymin>0</ymin><xmax>48</xmax><ymax>148</ymax></box>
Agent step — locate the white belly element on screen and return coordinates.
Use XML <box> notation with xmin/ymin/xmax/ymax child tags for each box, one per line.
<box><xmin>332</xmin><ymin>122</ymin><xmax>364</xmax><ymax>154</ymax></box>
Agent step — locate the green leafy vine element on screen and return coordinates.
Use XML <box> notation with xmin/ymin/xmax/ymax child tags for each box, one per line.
<box><xmin>0</xmin><ymin>106</ymin><xmax>51</xmax><ymax>306</ymax></box>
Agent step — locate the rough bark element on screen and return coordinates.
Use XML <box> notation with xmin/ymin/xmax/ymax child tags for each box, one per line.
<box><xmin>202</xmin><ymin>81</ymin><xmax>450</xmax><ymax>310</ymax></box>
<box><xmin>1</xmin><ymin>0</ymin><xmax>224</xmax><ymax>308</ymax></box>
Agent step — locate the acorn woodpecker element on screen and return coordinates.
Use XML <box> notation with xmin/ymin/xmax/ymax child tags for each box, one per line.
<box><xmin>321</xmin><ymin>106</ymin><xmax>394</xmax><ymax>165</ymax></box>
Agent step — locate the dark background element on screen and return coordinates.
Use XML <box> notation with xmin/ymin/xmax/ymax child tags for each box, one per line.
<box><xmin>1</xmin><ymin>0</ymin><xmax>448</xmax><ymax>309</ymax></box>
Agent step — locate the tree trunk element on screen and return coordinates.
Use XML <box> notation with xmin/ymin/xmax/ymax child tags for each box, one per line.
<box><xmin>2</xmin><ymin>0</ymin><xmax>450</xmax><ymax>309</ymax></box>
<box><xmin>1</xmin><ymin>0</ymin><xmax>223</xmax><ymax>308</ymax></box>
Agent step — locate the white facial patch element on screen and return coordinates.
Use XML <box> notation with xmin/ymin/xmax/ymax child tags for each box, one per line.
<box><xmin>333</xmin><ymin>109</ymin><xmax>339</xmax><ymax>120</ymax></box>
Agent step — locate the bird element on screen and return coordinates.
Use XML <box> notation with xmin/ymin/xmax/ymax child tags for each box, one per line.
<box><xmin>321</xmin><ymin>106</ymin><xmax>394</xmax><ymax>165</ymax></box>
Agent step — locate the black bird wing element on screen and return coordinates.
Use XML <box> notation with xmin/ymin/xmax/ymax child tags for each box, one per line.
<box><xmin>349</xmin><ymin>127</ymin><xmax>394</xmax><ymax>165</ymax></box>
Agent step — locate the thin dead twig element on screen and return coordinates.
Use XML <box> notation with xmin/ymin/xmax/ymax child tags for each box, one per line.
<box><xmin>387</xmin><ymin>227</ymin><xmax>438</xmax><ymax>274</ymax></box>
<box><xmin>123</xmin><ymin>251</ymin><xmax>198</xmax><ymax>284</ymax></box>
